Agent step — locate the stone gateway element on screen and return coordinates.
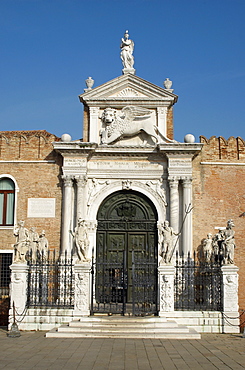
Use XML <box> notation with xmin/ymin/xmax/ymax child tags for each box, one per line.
<box><xmin>2</xmin><ymin>31</ymin><xmax>242</xmax><ymax>336</ymax></box>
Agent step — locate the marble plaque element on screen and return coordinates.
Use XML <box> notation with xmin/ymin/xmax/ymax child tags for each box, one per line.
<box><xmin>28</xmin><ymin>198</ymin><xmax>56</xmax><ymax>218</ymax></box>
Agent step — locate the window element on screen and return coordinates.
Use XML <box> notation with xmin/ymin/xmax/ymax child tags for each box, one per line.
<box><xmin>0</xmin><ymin>178</ymin><xmax>15</xmax><ymax>226</ymax></box>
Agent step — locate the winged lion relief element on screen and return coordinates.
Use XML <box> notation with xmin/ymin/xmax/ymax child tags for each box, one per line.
<box><xmin>99</xmin><ymin>106</ymin><xmax>173</xmax><ymax>145</ymax></box>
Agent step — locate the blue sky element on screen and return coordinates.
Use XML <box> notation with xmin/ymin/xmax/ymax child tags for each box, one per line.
<box><xmin>1</xmin><ymin>0</ymin><xmax>245</xmax><ymax>142</ymax></box>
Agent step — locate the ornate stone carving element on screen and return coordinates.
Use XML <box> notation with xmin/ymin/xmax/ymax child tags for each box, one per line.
<box><xmin>122</xmin><ymin>180</ymin><xmax>132</xmax><ymax>190</ymax></box>
<box><xmin>158</xmin><ymin>220</ymin><xmax>179</xmax><ymax>264</ymax></box>
<box><xmin>100</xmin><ymin>106</ymin><xmax>159</xmax><ymax>145</ymax></box>
<box><xmin>158</xmin><ymin>265</ymin><xmax>175</xmax><ymax>313</ymax></box>
<box><xmin>120</xmin><ymin>30</ymin><xmax>134</xmax><ymax>69</ymax></box>
<box><xmin>74</xmin><ymin>267</ymin><xmax>90</xmax><ymax>313</ymax></box>
<box><xmin>87</xmin><ymin>178</ymin><xmax>110</xmax><ymax>206</ymax></box>
<box><xmin>116</xmin><ymin>88</ymin><xmax>139</xmax><ymax>97</ymax></box>
<box><xmin>146</xmin><ymin>179</ymin><xmax>167</xmax><ymax>206</ymax></box>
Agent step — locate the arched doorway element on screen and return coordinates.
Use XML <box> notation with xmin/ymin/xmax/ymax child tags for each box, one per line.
<box><xmin>93</xmin><ymin>190</ymin><xmax>158</xmax><ymax>316</ymax></box>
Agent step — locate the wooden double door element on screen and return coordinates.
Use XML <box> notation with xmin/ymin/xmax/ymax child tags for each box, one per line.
<box><xmin>94</xmin><ymin>190</ymin><xmax>158</xmax><ymax>316</ymax></box>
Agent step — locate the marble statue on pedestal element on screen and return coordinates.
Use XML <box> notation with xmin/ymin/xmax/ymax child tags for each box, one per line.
<box><xmin>13</xmin><ymin>221</ymin><xmax>29</xmax><ymax>263</ymax></box>
<box><xmin>120</xmin><ymin>30</ymin><xmax>134</xmax><ymax>69</ymax></box>
<box><xmin>72</xmin><ymin>219</ymin><xmax>90</xmax><ymax>262</ymax></box>
<box><xmin>158</xmin><ymin>220</ymin><xmax>178</xmax><ymax>264</ymax></box>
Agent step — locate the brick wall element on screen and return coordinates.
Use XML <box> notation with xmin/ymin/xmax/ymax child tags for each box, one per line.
<box><xmin>167</xmin><ymin>106</ymin><xmax>174</xmax><ymax>140</ymax></box>
<box><xmin>193</xmin><ymin>135</ymin><xmax>245</xmax><ymax>311</ymax></box>
<box><xmin>0</xmin><ymin>131</ymin><xmax>62</xmax><ymax>252</ymax></box>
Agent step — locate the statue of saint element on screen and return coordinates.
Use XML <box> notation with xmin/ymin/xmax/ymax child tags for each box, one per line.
<box><xmin>120</xmin><ymin>30</ymin><xmax>134</xmax><ymax>69</ymax></box>
<box><xmin>159</xmin><ymin>220</ymin><xmax>178</xmax><ymax>264</ymax></box>
<box><xmin>72</xmin><ymin>219</ymin><xmax>90</xmax><ymax>262</ymax></box>
<box><xmin>13</xmin><ymin>220</ymin><xmax>29</xmax><ymax>263</ymax></box>
<box><xmin>39</xmin><ymin>230</ymin><xmax>49</xmax><ymax>260</ymax></box>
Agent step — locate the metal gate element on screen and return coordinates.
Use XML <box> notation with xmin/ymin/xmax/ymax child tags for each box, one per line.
<box><xmin>91</xmin><ymin>190</ymin><xmax>158</xmax><ymax>316</ymax></box>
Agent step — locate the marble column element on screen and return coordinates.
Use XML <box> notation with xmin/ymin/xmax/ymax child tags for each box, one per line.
<box><xmin>75</xmin><ymin>175</ymin><xmax>87</xmax><ymax>221</ymax></box>
<box><xmin>168</xmin><ymin>177</ymin><xmax>179</xmax><ymax>235</ymax></box>
<box><xmin>89</xmin><ymin>107</ymin><xmax>100</xmax><ymax>143</ymax></box>
<box><xmin>221</xmin><ymin>265</ymin><xmax>240</xmax><ymax>333</ymax></box>
<box><xmin>182</xmin><ymin>177</ymin><xmax>192</xmax><ymax>257</ymax></box>
<box><xmin>61</xmin><ymin>175</ymin><xmax>73</xmax><ymax>256</ymax></box>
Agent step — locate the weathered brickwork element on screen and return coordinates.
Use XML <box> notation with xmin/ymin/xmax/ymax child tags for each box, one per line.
<box><xmin>166</xmin><ymin>106</ymin><xmax>174</xmax><ymax>140</ymax></box>
<box><xmin>193</xmin><ymin>136</ymin><xmax>245</xmax><ymax>311</ymax></box>
<box><xmin>0</xmin><ymin>131</ymin><xmax>62</xmax><ymax>252</ymax></box>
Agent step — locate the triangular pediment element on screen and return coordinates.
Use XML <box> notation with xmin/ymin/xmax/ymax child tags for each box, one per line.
<box><xmin>79</xmin><ymin>74</ymin><xmax>178</xmax><ymax>104</ymax></box>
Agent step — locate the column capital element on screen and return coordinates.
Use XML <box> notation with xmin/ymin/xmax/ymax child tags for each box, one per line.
<box><xmin>181</xmin><ymin>177</ymin><xmax>192</xmax><ymax>188</ymax></box>
<box><xmin>62</xmin><ymin>175</ymin><xmax>73</xmax><ymax>187</ymax></box>
<box><xmin>168</xmin><ymin>177</ymin><xmax>179</xmax><ymax>188</ymax></box>
<box><xmin>157</xmin><ymin>107</ymin><xmax>167</xmax><ymax>115</ymax></box>
<box><xmin>75</xmin><ymin>175</ymin><xmax>87</xmax><ymax>187</ymax></box>
<box><xmin>89</xmin><ymin>106</ymin><xmax>100</xmax><ymax>115</ymax></box>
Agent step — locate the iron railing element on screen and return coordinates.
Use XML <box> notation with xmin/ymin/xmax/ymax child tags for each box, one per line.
<box><xmin>27</xmin><ymin>250</ymin><xmax>74</xmax><ymax>308</ymax></box>
<box><xmin>174</xmin><ymin>251</ymin><xmax>223</xmax><ymax>311</ymax></box>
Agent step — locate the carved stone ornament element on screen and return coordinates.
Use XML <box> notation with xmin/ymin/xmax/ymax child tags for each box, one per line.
<box><xmin>87</xmin><ymin>178</ymin><xmax>110</xmax><ymax>206</ymax></box>
<box><xmin>122</xmin><ymin>180</ymin><xmax>132</xmax><ymax>190</ymax></box>
<box><xmin>146</xmin><ymin>179</ymin><xmax>167</xmax><ymax>206</ymax></box>
<box><xmin>84</xmin><ymin>76</ymin><xmax>94</xmax><ymax>92</ymax></box>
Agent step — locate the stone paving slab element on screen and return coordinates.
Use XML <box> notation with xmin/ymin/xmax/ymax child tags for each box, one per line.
<box><xmin>0</xmin><ymin>328</ymin><xmax>245</xmax><ymax>369</ymax></box>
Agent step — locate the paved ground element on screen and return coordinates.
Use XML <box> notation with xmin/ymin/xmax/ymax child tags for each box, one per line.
<box><xmin>0</xmin><ymin>329</ymin><xmax>245</xmax><ymax>369</ymax></box>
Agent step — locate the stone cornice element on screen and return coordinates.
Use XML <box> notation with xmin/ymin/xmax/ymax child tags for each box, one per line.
<box><xmin>53</xmin><ymin>141</ymin><xmax>203</xmax><ymax>158</ymax></box>
<box><xmin>158</xmin><ymin>143</ymin><xmax>203</xmax><ymax>156</ymax></box>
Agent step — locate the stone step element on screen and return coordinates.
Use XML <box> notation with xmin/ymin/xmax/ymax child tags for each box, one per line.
<box><xmin>69</xmin><ymin>319</ymin><xmax>179</xmax><ymax>328</ymax></box>
<box><xmin>46</xmin><ymin>316</ymin><xmax>201</xmax><ymax>339</ymax></box>
<box><xmin>46</xmin><ymin>327</ymin><xmax>201</xmax><ymax>339</ymax></box>
<box><xmin>58</xmin><ymin>325</ymin><xmax>190</xmax><ymax>333</ymax></box>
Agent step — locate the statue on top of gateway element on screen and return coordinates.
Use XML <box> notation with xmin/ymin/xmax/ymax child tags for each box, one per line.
<box><xmin>120</xmin><ymin>30</ymin><xmax>134</xmax><ymax>69</ymax></box>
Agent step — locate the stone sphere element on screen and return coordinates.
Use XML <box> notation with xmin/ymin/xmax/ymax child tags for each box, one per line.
<box><xmin>61</xmin><ymin>133</ymin><xmax>72</xmax><ymax>142</ymax></box>
<box><xmin>184</xmin><ymin>134</ymin><xmax>195</xmax><ymax>143</ymax></box>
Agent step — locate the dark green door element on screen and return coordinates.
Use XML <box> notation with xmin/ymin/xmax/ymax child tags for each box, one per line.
<box><xmin>94</xmin><ymin>190</ymin><xmax>158</xmax><ymax>316</ymax></box>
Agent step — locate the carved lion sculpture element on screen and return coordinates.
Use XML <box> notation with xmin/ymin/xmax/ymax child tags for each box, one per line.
<box><xmin>100</xmin><ymin>106</ymin><xmax>170</xmax><ymax>145</ymax></box>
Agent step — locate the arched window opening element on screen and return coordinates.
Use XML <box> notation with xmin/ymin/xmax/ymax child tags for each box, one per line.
<box><xmin>0</xmin><ymin>178</ymin><xmax>15</xmax><ymax>226</ymax></box>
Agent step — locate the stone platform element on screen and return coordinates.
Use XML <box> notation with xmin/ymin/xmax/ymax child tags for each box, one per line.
<box><xmin>46</xmin><ymin>316</ymin><xmax>201</xmax><ymax>339</ymax></box>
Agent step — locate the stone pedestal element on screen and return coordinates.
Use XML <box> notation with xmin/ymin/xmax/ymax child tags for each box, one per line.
<box><xmin>74</xmin><ymin>262</ymin><xmax>91</xmax><ymax>316</ymax></box>
<box><xmin>9</xmin><ymin>263</ymin><xmax>29</xmax><ymax>326</ymax></box>
<box><xmin>158</xmin><ymin>264</ymin><xmax>175</xmax><ymax>315</ymax></box>
<box><xmin>221</xmin><ymin>264</ymin><xmax>240</xmax><ymax>333</ymax></box>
